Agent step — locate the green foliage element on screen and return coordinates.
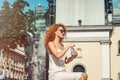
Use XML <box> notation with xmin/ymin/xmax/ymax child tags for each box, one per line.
<box><xmin>0</xmin><ymin>0</ymin><xmax>36</xmax><ymax>49</ymax></box>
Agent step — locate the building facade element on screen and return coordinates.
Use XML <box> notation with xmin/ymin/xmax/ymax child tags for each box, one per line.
<box><xmin>0</xmin><ymin>47</ymin><xmax>26</xmax><ymax>80</ymax></box>
<box><xmin>55</xmin><ymin>0</ymin><xmax>120</xmax><ymax>80</ymax></box>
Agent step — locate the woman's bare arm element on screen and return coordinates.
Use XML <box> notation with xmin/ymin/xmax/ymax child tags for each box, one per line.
<box><xmin>48</xmin><ymin>42</ymin><xmax>74</xmax><ymax>59</ymax></box>
<box><xmin>64</xmin><ymin>56</ymin><xmax>73</xmax><ymax>64</ymax></box>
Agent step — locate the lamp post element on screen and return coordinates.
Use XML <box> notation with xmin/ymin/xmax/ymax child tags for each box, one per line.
<box><xmin>47</xmin><ymin>0</ymin><xmax>55</xmax><ymax>25</ymax></box>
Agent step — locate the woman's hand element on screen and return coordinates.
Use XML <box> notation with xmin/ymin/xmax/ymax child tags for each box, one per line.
<box><xmin>64</xmin><ymin>50</ymin><xmax>78</xmax><ymax>64</ymax></box>
<box><xmin>71</xmin><ymin>50</ymin><xmax>78</xmax><ymax>58</ymax></box>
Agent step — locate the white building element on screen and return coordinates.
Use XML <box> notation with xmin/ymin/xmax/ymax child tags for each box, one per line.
<box><xmin>55</xmin><ymin>0</ymin><xmax>120</xmax><ymax>80</ymax></box>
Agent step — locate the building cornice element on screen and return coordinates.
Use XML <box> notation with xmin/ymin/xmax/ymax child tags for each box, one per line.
<box><xmin>66</xmin><ymin>25</ymin><xmax>113</xmax><ymax>32</ymax></box>
<box><xmin>64</xmin><ymin>25</ymin><xmax>112</xmax><ymax>42</ymax></box>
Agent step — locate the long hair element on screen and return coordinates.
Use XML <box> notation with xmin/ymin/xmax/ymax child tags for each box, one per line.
<box><xmin>44</xmin><ymin>23</ymin><xmax>66</xmax><ymax>48</ymax></box>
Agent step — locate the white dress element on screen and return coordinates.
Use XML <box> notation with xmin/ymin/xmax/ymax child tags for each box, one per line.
<box><xmin>48</xmin><ymin>49</ymin><xmax>82</xmax><ymax>80</ymax></box>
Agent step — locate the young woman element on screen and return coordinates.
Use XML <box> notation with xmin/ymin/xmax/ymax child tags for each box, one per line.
<box><xmin>44</xmin><ymin>23</ymin><xmax>88</xmax><ymax>80</ymax></box>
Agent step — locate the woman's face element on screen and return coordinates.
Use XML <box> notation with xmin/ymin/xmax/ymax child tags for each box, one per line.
<box><xmin>55</xmin><ymin>27</ymin><xmax>65</xmax><ymax>39</ymax></box>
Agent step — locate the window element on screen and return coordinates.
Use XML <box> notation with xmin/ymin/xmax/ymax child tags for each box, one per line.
<box><xmin>118</xmin><ymin>41</ymin><xmax>120</xmax><ymax>55</ymax></box>
<box><xmin>73</xmin><ymin>64</ymin><xmax>85</xmax><ymax>72</ymax></box>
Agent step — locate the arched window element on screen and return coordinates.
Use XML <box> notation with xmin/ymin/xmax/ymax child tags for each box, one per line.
<box><xmin>73</xmin><ymin>64</ymin><xmax>85</xmax><ymax>72</ymax></box>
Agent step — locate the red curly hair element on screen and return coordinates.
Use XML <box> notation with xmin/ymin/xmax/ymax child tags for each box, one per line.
<box><xmin>44</xmin><ymin>23</ymin><xmax>66</xmax><ymax>48</ymax></box>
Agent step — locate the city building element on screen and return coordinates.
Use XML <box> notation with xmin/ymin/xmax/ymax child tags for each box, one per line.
<box><xmin>54</xmin><ymin>0</ymin><xmax>120</xmax><ymax>80</ymax></box>
<box><xmin>30</xmin><ymin>4</ymin><xmax>47</xmax><ymax>80</ymax></box>
<box><xmin>0</xmin><ymin>47</ymin><xmax>26</xmax><ymax>80</ymax></box>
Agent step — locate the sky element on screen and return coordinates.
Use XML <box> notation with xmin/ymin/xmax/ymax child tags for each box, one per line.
<box><xmin>112</xmin><ymin>0</ymin><xmax>120</xmax><ymax>8</ymax></box>
<box><xmin>0</xmin><ymin>0</ymin><xmax>48</xmax><ymax>11</ymax></box>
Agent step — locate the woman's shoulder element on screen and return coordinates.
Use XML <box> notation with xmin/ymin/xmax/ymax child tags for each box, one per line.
<box><xmin>48</xmin><ymin>41</ymin><xmax>54</xmax><ymax>45</ymax></box>
<box><xmin>48</xmin><ymin>41</ymin><xmax>55</xmax><ymax>48</ymax></box>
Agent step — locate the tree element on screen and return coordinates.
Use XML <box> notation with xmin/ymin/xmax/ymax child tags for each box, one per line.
<box><xmin>0</xmin><ymin>0</ymin><xmax>36</xmax><ymax>49</ymax></box>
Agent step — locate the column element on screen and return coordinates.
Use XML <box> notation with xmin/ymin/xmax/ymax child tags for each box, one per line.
<box><xmin>100</xmin><ymin>40</ymin><xmax>111</xmax><ymax>80</ymax></box>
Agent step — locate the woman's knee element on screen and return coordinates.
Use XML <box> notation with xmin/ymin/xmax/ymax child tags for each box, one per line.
<box><xmin>81</xmin><ymin>72</ymin><xmax>88</xmax><ymax>80</ymax></box>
